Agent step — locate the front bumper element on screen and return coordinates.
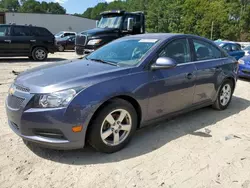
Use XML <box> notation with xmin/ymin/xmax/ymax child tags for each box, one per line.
<box><xmin>238</xmin><ymin>64</ymin><xmax>250</xmax><ymax>78</ymax></box>
<box><xmin>5</xmin><ymin>88</ymin><xmax>89</xmax><ymax>150</ymax></box>
<box><xmin>75</xmin><ymin>45</ymin><xmax>97</xmax><ymax>55</ymax></box>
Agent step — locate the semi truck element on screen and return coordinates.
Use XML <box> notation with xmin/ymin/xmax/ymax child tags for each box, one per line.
<box><xmin>75</xmin><ymin>10</ymin><xmax>145</xmax><ymax>55</ymax></box>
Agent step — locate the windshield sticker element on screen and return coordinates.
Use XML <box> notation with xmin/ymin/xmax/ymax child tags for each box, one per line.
<box><xmin>139</xmin><ymin>39</ymin><xmax>158</xmax><ymax>43</ymax></box>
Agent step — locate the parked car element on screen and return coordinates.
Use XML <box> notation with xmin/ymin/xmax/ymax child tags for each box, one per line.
<box><xmin>243</xmin><ymin>45</ymin><xmax>250</xmax><ymax>56</ymax></box>
<box><xmin>55</xmin><ymin>31</ymin><xmax>76</xmax><ymax>39</ymax></box>
<box><xmin>215</xmin><ymin>41</ymin><xmax>245</xmax><ymax>60</ymax></box>
<box><xmin>0</xmin><ymin>24</ymin><xmax>56</xmax><ymax>61</ymax></box>
<box><xmin>6</xmin><ymin>34</ymin><xmax>238</xmax><ymax>153</ymax></box>
<box><xmin>56</xmin><ymin>35</ymin><xmax>75</xmax><ymax>52</ymax></box>
<box><xmin>238</xmin><ymin>56</ymin><xmax>250</xmax><ymax>78</ymax></box>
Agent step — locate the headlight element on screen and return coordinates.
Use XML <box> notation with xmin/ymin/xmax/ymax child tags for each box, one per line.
<box><xmin>238</xmin><ymin>60</ymin><xmax>245</xmax><ymax>65</ymax></box>
<box><xmin>37</xmin><ymin>89</ymin><xmax>77</xmax><ymax>108</ymax></box>
<box><xmin>87</xmin><ymin>39</ymin><xmax>102</xmax><ymax>45</ymax></box>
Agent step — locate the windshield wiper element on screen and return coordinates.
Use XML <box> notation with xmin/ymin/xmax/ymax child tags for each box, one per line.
<box><xmin>87</xmin><ymin>58</ymin><xmax>117</xmax><ymax>66</ymax></box>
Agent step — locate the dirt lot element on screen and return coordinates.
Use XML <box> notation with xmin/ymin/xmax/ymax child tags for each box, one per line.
<box><xmin>0</xmin><ymin>52</ymin><xmax>250</xmax><ymax>188</ymax></box>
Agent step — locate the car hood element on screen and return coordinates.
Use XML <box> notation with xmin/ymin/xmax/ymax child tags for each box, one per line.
<box><xmin>81</xmin><ymin>28</ymin><xmax>119</xmax><ymax>36</ymax></box>
<box><xmin>15</xmin><ymin>59</ymin><xmax>130</xmax><ymax>93</ymax></box>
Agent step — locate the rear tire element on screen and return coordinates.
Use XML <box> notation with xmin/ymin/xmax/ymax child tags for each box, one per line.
<box><xmin>32</xmin><ymin>47</ymin><xmax>48</xmax><ymax>61</ymax></box>
<box><xmin>212</xmin><ymin>80</ymin><xmax>233</xmax><ymax>110</ymax></box>
<box><xmin>88</xmin><ymin>99</ymin><xmax>138</xmax><ymax>153</ymax></box>
<box><xmin>58</xmin><ymin>45</ymin><xmax>65</xmax><ymax>52</ymax></box>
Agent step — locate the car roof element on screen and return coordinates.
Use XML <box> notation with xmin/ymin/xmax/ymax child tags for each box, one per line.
<box><xmin>121</xmin><ymin>33</ymin><xmax>214</xmax><ymax>43</ymax></box>
<box><xmin>215</xmin><ymin>41</ymin><xmax>240</xmax><ymax>45</ymax></box>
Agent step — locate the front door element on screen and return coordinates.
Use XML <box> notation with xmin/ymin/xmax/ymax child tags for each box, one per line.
<box><xmin>0</xmin><ymin>25</ymin><xmax>11</xmax><ymax>56</ymax></box>
<box><xmin>190</xmin><ymin>38</ymin><xmax>225</xmax><ymax>104</ymax></box>
<box><xmin>147</xmin><ymin>38</ymin><xmax>196</xmax><ymax>120</ymax></box>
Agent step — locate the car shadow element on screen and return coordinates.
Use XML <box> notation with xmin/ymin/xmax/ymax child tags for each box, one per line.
<box><xmin>239</xmin><ymin>77</ymin><xmax>250</xmax><ymax>82</ymax></box>
<box><xmin>0</xmin><ymin>57</ymin><xmax>67</xmax><ymax>63</ymax></box>
<box><xmin>25</xmin><ymin>96</ymin><xmax>250</xmax><ymax>165</ymax></box>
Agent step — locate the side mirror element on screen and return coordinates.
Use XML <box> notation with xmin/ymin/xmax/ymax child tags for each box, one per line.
<box><xmin>96</xmin><ymin>20</ymin><xmax>99</xmax><ymax>27</ymax></box>
<box><xmin>151</xmin><ymin>57</ymin><xmax>177</xmax><ymax>70</ymax></box>
<box><xmin>127</xmin><ymin>18</ymin><xmax>134</xmax><ymax>31</ymax></box>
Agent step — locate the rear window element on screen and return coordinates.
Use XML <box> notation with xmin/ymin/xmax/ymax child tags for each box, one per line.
<box><xmin>31</xmin><ymin>27</ymin><xmax>52</xmax><ymax>37</ymax></box>
<box><xmin>12</xmin><ymin>26</ymin><xmax>32</xmax><ymax>36</ymax></box>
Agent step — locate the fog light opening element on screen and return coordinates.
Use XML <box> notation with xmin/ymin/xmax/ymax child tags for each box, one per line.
<box><xmin>72</xmin><ymin>125</ymin><xmax>83</xmax><ymax>133</ymax></box>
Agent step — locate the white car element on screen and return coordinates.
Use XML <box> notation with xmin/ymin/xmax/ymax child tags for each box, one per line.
<box><xmin>55</xmin><ymin>31</ymin><xmax>76</xmax><ymax>39</ymax></box>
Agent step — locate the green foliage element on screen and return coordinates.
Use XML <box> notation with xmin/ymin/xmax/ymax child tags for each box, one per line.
<box><xmin>0</xmin><ymin>0</ymin><xmax>65</xmax><ymax>14</ymax></box>
<box><xmin>80</xmin><ymin>0</ymin><xmax>250</xmax><ymax>41</ymax></box>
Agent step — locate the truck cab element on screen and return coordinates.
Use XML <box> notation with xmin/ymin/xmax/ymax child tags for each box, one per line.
<box><xmin>75</xmin><ymin>10</ymin><xmax>145</xmax><ymax>55</ymax></box>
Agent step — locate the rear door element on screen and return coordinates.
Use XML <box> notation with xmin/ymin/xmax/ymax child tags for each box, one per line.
<box><xmin>0</xmin><ymin>25</ymin><xmax>11</xmax><ymax>55</ymax></box>
<box><xmin>31</xmin><ymin>27</ymin><xmax>54</xmax><ymax>49</ymax></box>
<box><xmin>9</xmin><ymin>26</ymin><xmax>33</xmax><ymax>55</ymax></box>
<box><xmin>190</xmin><ymin>38</ymin><xmax>226</xmax><ymax>105</ymax></box>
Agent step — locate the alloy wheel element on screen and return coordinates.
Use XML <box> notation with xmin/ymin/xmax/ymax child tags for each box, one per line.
<box><xmin>220</xmin><ymin>84</ymin><xmax>232</xmax><ymax>106</ymax></box>
<box><xmin>100</xmin><ymin>109</ymin><xmax>132</xmax><ymax>146</ymax></box>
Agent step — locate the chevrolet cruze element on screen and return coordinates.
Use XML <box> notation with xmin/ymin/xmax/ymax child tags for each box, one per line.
<box><xmin>6</xmin><ymin>34</ymin><xmax>238</xmax><ymax>153</ymax></box>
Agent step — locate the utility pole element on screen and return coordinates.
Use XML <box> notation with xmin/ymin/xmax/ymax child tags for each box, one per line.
<box><xmin>210</xmin><ymin>21</ymin><xmax>214</xmax><ymax>40</ymax></box>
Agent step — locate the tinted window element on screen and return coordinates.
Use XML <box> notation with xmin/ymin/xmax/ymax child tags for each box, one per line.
<box><xmin>193</xmin><ymin>39</ymin><xmax>222</xmax><ymax>61</ymax></box>
<box><xmin>31</xmin><ymin>27</ymin><xmax>52</xmax><ymax>37</ymax></box>
<box><xmin>0</xmin><ymin>26</ymin><xmax>10</xmax><ymax>36</ymax></box>
<box><xmin>159</xmin><ymin>39</ymin><xmax>191</xmax><ymax>64</ymax></box>
<box><xmin>12</xmin><ymin>26</ymin><xmax>31</xmax><ymax>36</ymax></box>
<box><xmin>232</xmin><ymin>44</ymin><xmax>241</xmax><ymax>51</ymax></box>
<box><xmin>223</xmin><ymin>44</ymin><xmax>232</xmax><ymax>52</ymax></box>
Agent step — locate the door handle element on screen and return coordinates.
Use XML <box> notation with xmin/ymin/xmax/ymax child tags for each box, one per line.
<box><xmin>215</xmin><ymin>66</ymin><xmax>222</xmax><ymax>71</ymax></box>
<box><xmin>4</xmin><ymin>40</ymin><xmax>11</xmax><ymax>43</ymax></box>
<box><xmin>30</xmin><ymin>40</ymin><xmax>36</xmax><ymax>42</ymax></box>
<box><xmin>186</xmin><ymin>73</ymin><xmax>193</xmax><ymax>80</ymax></box>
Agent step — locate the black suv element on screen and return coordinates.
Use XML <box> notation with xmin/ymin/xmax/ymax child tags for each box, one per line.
<box><xmin>0</xmin><ymin>24</ymin><xmax>56</xmax><ymax>61</ymax></box>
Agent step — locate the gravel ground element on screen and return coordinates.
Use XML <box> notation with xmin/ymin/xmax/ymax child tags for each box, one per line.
<box><xmin>0</xmin><ymin>52</ymin><xmax>250</xmax><ymax>188</ymax></box>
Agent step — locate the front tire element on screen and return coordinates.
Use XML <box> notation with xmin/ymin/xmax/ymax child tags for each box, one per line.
<box><xmin>32</xmin><ymin>47</ymin><xmax>48</xmax><ymax>61</ymax></box>
<box><xmin>88</xmin><ymin>99</ymin><xmax>138</xmax><ymax>153</ymax></box>
<box><xmin>213</xmin><ymin>80</ymin><xmax>233</xmax><ymax>110</ymax></box>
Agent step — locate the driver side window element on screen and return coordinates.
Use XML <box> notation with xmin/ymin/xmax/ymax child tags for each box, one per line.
<box><xmin>159</xmin><ymin>39</ymin><xmax>191</xmax><ymax>64</ymax></box>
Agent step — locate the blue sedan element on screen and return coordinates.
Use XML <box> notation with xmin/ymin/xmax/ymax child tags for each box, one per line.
<box><xmin>6</xmin><ymin>34</ymin><xmax>238</xmax><ymax>153</ymax></box>
<box><xmin>238</xmin><ymin>56</ymin><xmax>250</xmax><ymax>78</ymax></box>
<box><xmin>215</xmin><ymin>41</ymin><xmax>245</xmax><ymax>60</ymax></box>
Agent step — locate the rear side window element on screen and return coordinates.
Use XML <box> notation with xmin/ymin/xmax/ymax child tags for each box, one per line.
<box><xmin>31</xmin><ymin>27</ymin><xmax>52</xmax><ymax>37</ymax></box>
<box><xmin>193</xmin><ymin>39</ymin><xmax>223</xmax><ymax>61</ymax></box>
<box><xmin>0</xmin><ymin>26</ymin><xmax>10</xmax><ymax>36</ymax></box>
<box><xmin>231</xmin><ymin>44</ymin><xmax>241</xmax><ymax>51</ymax></box>
<box><xmin>12</xmin><ymin>26</ymin><xmax>31</xmax><ymax>36</ymax></box>
<box><xmin>159</xmin><ymin>38</ymin><xmax>191</xmax><ymax>64</ymax></box>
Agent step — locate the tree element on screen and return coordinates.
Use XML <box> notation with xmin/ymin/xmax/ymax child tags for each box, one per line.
<box><xmin>0</xmin><ymin>0</ymin><xmax>20</xmax><ymax>12</ymax></box>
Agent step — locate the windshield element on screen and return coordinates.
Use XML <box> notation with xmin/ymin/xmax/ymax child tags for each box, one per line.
<box><xmin>98</xmin><ymin>15</ymin><xmax>122</xmax><ymax>29</ymax></box>
<box><xmin>87</xmin><ymin>39</ymin><xmax>159</xmax><ymax>67</ymax></box>
<box><xmin>55</xmin><ymin>31</ymin><xmax>64</xmax><ymax>37</ymax></box>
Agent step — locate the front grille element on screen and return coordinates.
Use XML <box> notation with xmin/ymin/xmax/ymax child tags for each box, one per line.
<box><xmin>76</xmin><ymin>34</ymin><xmax>87</xmax><ymax>46</ymax></box>
<box><xmin>15</xmin><ymin>84</ymin><xmax>30</xmax><ymax>93</ymax></box>
<box><xmin>7</xmin><ymin>95</ymin><xmax>25</xmax><ymax>110</ymax></box>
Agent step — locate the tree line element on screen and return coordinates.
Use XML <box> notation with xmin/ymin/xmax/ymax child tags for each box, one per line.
<box><xmin>1</xmin><ymin>0</ymin><xmax>250</xmax><ymax>41</ymax></box>
<box><xmin>78</xmin><ymin>0</ymin><xmax>250</xmax><ymax>41</ymax></box>
<box><xmin>0</xmin><ymin>0</ymin><xmax>66</xmax><ymax>14</ymax></box>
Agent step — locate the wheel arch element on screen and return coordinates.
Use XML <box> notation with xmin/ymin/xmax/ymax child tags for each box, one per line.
<box><xmin>85</xmin><ymin>95</ymin><xmax>142</xmax><ymax>142</ymax></box>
